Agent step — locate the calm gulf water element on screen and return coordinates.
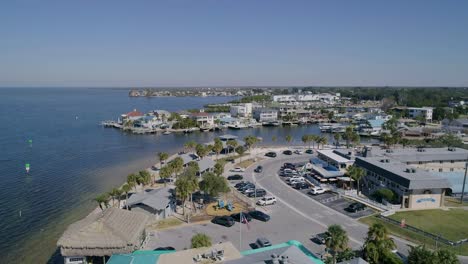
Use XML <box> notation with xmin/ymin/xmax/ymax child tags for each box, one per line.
<box><xmin>0</xmin><ymin>88</ymin><xmax>376</xmax><ymax>263</ymax></box>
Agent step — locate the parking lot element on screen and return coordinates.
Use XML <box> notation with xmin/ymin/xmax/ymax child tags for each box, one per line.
<box><xmin>273</xmin><ymin>160</ymin><xmax>376</xmax><ymax>219</ymax></box>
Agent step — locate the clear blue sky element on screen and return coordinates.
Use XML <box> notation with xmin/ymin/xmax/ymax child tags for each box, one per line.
<box><xmin>1</xmin><ymin>0</ymin><xmax>467</xmax><ymax>87</ymax></box>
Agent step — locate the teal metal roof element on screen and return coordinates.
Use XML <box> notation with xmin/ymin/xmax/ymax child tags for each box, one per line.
<box><xmin>240</xmin><ymin>240</ymin><xmax>324</xmax><ymax>264</ymax></box>
<box><xmin>106</xmin><ymin>250</ymin><xmax>174</xmax><ymax>264</ymax></box>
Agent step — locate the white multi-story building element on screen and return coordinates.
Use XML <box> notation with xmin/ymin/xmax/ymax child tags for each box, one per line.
<box><xmin>253</xmin><ymin>108</ymin><xmax>278</xmax><ymax>122</ymax></box>
<box><xmin>189</xmin><ymin>112</ymin><xmax>214</xmax><ymax>127</ymax></box>
<box><xmin>230</xmin><ymin>103</ymin><xmax>252</xmax><ymax>118</ymax></box>
<box><xmin>408</xmin><ymin>107</ymin><xmax>433</xmax><ymax>121</ymax></box>
<box><xmin>273</xmin><ymin>93</ymin><xmax>340</xmax><ymax>104</ymax></box>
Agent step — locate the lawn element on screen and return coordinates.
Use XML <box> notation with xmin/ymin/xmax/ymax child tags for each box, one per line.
<box><xmin>359</xmin><ymin>209</ymin><xmax>468</xmax><ymax>256</ymax></box>
<box><xmin>150</xmin><ymin>217</ymin><xmax>183</xmax><ymax>230</ymax></box>
<box><xmin>388</xmin><ymin>209</ymin><xmax>468</xmax><ymax>241</ymax></box>
<box><xmin>236</xmin><ymin>158</ymin><xmax>257</xmax><ymax>168</ymax></box>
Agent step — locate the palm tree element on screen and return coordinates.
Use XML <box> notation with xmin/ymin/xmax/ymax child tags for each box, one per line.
<box><xmin>95</xmin><ymin>193</ymin><xmax>109</xmax><ymax>211</ymax></box>
<box><xmin>175</xmin><ymin>173</ymin><xmax>199</xmax><ymax>218</ymax></box>
<box><xmin>285</xmin><ymin>135</ymin><xmax>293</xmax><ymax>145</ymax></box>
<box><xmin>127</xmin><ymin>173</ymin><xmax>139</xmax><ymax>192</ymax></box>
<box><xmin>184</xmin><ymin>140</ymin><xmax>197</xmax><ymax>153</ymax></box>
<box><xmin>363</xmin><ymin>223</ymin><xmax>396</xmax><ymax>264</ymax></box>
<box><xmin>121</xmin><ymin>183</ymin><xmax>132</xmax><ymax>210</ymax></box>
<box><xmin>171</xmin><ymin>157</ymin><xmax>184</xmax><ymax>177</ymax></box>
<box><xmin>213</xmin><ymin>138</ymin><xmax>223</xmax><ymax>159</ymax></box>
<box><xmin>244</xmin><ymin>135</ymin><xmax>259</xmax><ymax>154</ymax></box>
<box><xmin>272</xmin><ymin>136</ymin><xmax>277</xmax><ymax>142</ymax></box>
<box><xmin>109</xmin><ymin>188</ymin><xmax>121</xmax><ymax>207</ymax></box>
<box><xmin>158</xmin><ymin>152</ymin><xmax>169</xmax><ymax>166</ymax></box>
<box><xmin>334</xmin><ymin>133</ymin><xmax>341</xmax><ymax>149</ymax></box>
<box><xmin>226</xmin><ymin>140</ymin><xmax>238</xmax><ymax>155</ymax></box>
<box><xmin>159</xmin><ymin>165</ymin><xmax>173</xmax><ymax>187</ymax></box>
<box><xmin>347</xmin><ymin>166</ymin><xmax>365</xmax><ymax>194</ymax></box>
<box><xmin>235</xmin><ymin>146</ymin><xmax>246</xmax><ymax>162</ymax></box>
<box><xmin>139</xmin><ymin>170</ymin><xmax>152</xmax><ymax>186</ymax></box>
<box><xmin>325</xmin><ymin>224</ymin><xmax>349</xmax><ymax>264</ymax></box>
<box><xmin>318</xmin><ymin>136</ymin><xmax>328</xmax><ymax>150</ymax></box>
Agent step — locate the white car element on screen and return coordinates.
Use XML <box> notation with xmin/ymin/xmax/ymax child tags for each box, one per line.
<box><xmin>256</xmin><ymin>196</ymin><xmax>277</xmax><ymax>206</ymax></box>
<box><xmin>286</xmin><ymin>176</ymin><xmax>304</xmax><ymax>183</ymax></box>
<box><xmin>294</xmin><ymin>150</ymin><xmax>303</xmax><ymax>155</ymax></box>
<box><xmin>231</xmin><ymin>167</ymin><xmax>245</xmax><ymax>172</ymax></box>
<box><xmin>308</xmin><ymin>186</ymin><xmax>326</xmax><ymax>195</ymax></box>
<box><xmin>289</xmin><ymin>178</ymin><xmax>306</xmax><ymax>185</ymax></box>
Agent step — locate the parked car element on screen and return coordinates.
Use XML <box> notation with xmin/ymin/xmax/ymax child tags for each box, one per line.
<box><xmin>212</xmin><ymin>216</ymin><xmax>235</xmax><ymax>227</ymax></box>
<box><xmin>235</xmin><ymin>181</ymin><xmax>250</xmax><ymax>188</ymax></box>
<box><xmin>293</xmin><ymin>182</ymin><xmax>310</xmax><ymax>190</ymax></box>
<box><xmin>286</xmin><ymin>176</ymin><xmax>304</xmax><ymax>183</ymax></box>
<box><xmin>242</xmin><ymin>188</ymin><xmax>256</xmax><ymax>195</ymax></box>
<box><xmin>305</xmin><ymin>149</ymin><xmax>314</xmax><ymax>154</ymax></box>
<box><xmin>283</xmin><ymin>163</ymin><xmax>295</xmax><ymax>169</ymax></box>
<box><xmin>265</xmin><ymin>152</ymin><xmax>277</xmax><ymax>158</ymax></box>
<box><xmin>256</xmin><ymin>237</ymin><xmax>272</xmax><ymax>248</ymax></box>
<box><xmin>294</xmin><ymin>150</ymin><xmax>303</xmax><ymax>155</ymax></box>
<box><xmin>345</xmin><ymin>202</ymin><xmax>366</xmax><ymax>212</ymax></box>
<box><xmin>283</xmin><ymin>150</ymin><xmax>293</xmax><ymax>155</ymax></box>
<box><xmin>227</xmin><ymin>174</ymin><xmax>243</xmax><ymax>181</ymax></box>
<box><xmin>231</xmin><ymin>167</ymin><xmax>245</xmax><ymax>172</ymax></box>
<box><xmin>230</xmin><ymin>212</ymin><xmax>253</xmax><ymax>223</ymax></box>
<box><xmin>289</xmin><ymin>179</ymin><xmax>306</xmax><ymax>185</ymax></box>
<box><xmin>308</xmin><ymin>186</ymin><xmax>326</xmax><ymax>195</ymax></box>
<box><xmin>249</xmin><ymin>210</ymin><xmax>271</xmax><ymax>222</ymax></box>
<box><xmin>248</xmin><ymin>189</ymin><xmax>267</xmax><ymax>197</ymax></box>
<box><xmin>256</xmin><ymin>196</ymin><xmax>277</xmax><ymax>206</ymax></box>
<box><xmin>313</xmin><ymin>232</ymin><xmax>328</xmax><ymax>244</ymax></box>
<box><xmin>238</xmin><ymin>183</ymin><xmax>255</xmax><ymax>192</ymax></box>
<box><xmin>254</xmin><ymin>166</ymin><xmax>263</xmax><ymax>173</ymax></box>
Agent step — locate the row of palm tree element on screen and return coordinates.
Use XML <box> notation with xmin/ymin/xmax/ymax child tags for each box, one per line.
<box><xmin>323</xmin><ymin>223</ymin><xmax>400</xmax><ymax>264</ymax></box>
<box><xmin>94</xmin><ymin>170</ymin><xmax>152</xmax><ymax>210</ymax></box>
<box><xmin>301</xmin><ymin>134</ymin><xmax>329</xmax><ymax>149</ymax></box>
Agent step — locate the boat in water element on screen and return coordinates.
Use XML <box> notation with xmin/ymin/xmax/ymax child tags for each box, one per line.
<box><xmin>227</xmin><ymin>122</ymin><xmax>248</xmax><ymax>129</ymax></box>
<box><xmin>262</xmin><ymin>121</ymin><xmax>281</xmax><ymax>127</ymax></box>
<box><xmin>162</xmin><ymin>131</ymin><xmax>171</xmax><ymax>135</ymax></box>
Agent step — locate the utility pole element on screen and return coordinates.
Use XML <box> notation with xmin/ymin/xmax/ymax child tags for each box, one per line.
<box><xmin>461</xmin><ymin>158</ymin><xmax>467</xmax><ymax>204</ymax></box>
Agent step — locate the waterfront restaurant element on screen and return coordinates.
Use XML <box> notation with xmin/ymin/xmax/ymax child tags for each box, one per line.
<box><xmin>57</xmin><ymin>208</ymin><xmax>149</xmax><ymax>264</ymax></box>
<box><xmin>355</xmin><ymin>157</ymin><xmax>451</xmax><ymax>209</ymax></box>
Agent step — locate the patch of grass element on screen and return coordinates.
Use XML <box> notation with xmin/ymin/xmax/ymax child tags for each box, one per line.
<box><xmin>236</xmin><ymin>159</ymin><xmax>256</xmax><ymax>168</ymax></box>
<box><xmin>152</xmin><ymin>217</ymin><xmax>183</xmax><ymax>230</ymax></box>
<box><xmin>360</xmin><ymin>215</ymin><xmax>468</xmax><ymax>256</ymax></box>
<box><xmin>388</xmin><ymin>209</ymin><xmax>468</xmax><ymax>241</ymax></box>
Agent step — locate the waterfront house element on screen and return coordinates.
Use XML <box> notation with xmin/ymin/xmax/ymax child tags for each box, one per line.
<box><xmin>121</xmin><ymin>109</ymin><xmax>144</xmax><ymax>122</ymax></box>
<box><xmin>57</xmin><ymin>208</ymin><xmax>149</xmax><ymax>264</ymax></box>
<box><xmin>153</xmin><ymin>110</ymin><xmax>171</xmax><ymax>121</ymax></box>
<box><xmin>230</xmin><ymin>103</ymin><xmax>252</xmax><ymax>118</ymax></box>
<box><xmin>127</xmin><ymin>187</ymin><xmax>176</xmax><ymax>220</ymax></box>
<box><xmin>253</xmin><ymin>108</ymin><xmax>278</xmax><ymax>122</ymax></box>
<box><xmin>189</xmin><ymin>112</ymin><xmax>215</xmax><ymax>127</ymax></box>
